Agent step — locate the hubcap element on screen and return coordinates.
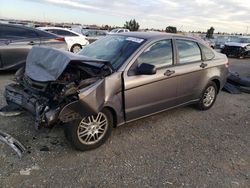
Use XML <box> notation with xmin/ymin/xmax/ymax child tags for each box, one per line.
<box><xmin>203</xmin><ymin>86</ymin><xmax>216</xmax><ymax>107</ymax></box>
<box><xmin>77</xmin><ymin>112</ymin><xmax>108</xmax><ymax>145</ymax></box>
<box><xmin>72</xmin><ymin>45</ymin><xmax>81</xmax><ymax>53</ymax></box>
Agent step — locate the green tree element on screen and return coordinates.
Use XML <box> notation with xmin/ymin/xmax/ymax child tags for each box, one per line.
<box><xmin>124</xmin><ymin>19</ymin><xmax>140</xmax><ymax>31</ymax></box>
<box><xmin>206</xmin><ymin>27</ymin><xmax>215</xmax><ymax>38</ymax></box>
<box><xmin>165</xmin><ymin>26</ymin><xmax>177</xmax><ymax>33</ymax></box>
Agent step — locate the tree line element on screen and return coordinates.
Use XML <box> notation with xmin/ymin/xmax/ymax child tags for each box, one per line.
<box><xmin>101</xmin><ymin>19</ymin><xmax>218</xmax><ymax>38</ymax></box>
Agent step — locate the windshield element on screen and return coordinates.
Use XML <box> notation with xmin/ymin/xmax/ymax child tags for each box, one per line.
<box><xmin>79</xmin><ymin>35</ymin><xmax>145</xmax><ymax>70</ymax></box>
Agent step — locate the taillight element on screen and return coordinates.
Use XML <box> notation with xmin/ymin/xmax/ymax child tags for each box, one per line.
<box><xmin>55</xmin><ymin>37</ymin><xmax>65</xmax><ymax>42</ymax></box>
<box><xmin>225</xmin><ymin>59</ymin><xmax>229</xmax><ymax>68</ymax></box>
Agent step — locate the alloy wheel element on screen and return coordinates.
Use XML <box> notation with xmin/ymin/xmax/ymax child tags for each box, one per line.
<box><xmin>77</xmin><ymin>112</ymin><xmax>108</xmax><ymax>145</ymax></box>
<box><xmin>203</xmin><ymin>86</ymin><xmax>216</xmax><ymax>107</ymax></box>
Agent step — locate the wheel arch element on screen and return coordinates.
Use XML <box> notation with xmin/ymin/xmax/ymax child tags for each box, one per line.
<box><xmin>103</xmin><ymin>106</ymin><xmax>118</xmax><ymax>128</ymax></box>
<box><xmin>210</xmin><ymin>78</ymin><xmax>221</xmax><ymax>94</ymax></box>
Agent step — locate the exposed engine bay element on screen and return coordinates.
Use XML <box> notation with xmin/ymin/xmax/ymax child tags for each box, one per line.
<box><xmin>3</xmin><ymin>47</ymin><xmax>113</xmax><ymax>129</ymax></box>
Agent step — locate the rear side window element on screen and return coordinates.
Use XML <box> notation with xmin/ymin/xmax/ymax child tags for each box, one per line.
<box><xmin>176</xmin><ymin>40</ymin><xmax>201</xmax><ymax>64</ymax></box>
<box><xmin>0</xmin><ymin>25</ymin><xmax>38</xmax><ymax>39</ymax></box>
<box><xmin>199</xmin><ymin>44</ymin><xmax>215</xmax><ymax>60</ymax></box>
<box><xmin>136</xmin><ymin>39</ymin><xmax>173</xmax><ymax>68</ymax></box>
<box><xmin>35</xmin><ymin>29</ymin><xmax>57</xmax><ymax>38</ymax></box>
<box><xmin>53</xmin><ymin>30</ymin><xmax>78</xmax><ymax>36</ymax></box>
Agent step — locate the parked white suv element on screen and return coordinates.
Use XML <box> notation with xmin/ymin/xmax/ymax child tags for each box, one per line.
<box><xmin>38</xmin><ymin>27</ymin><xmax>89</xmax><ymax>53</ymax></box>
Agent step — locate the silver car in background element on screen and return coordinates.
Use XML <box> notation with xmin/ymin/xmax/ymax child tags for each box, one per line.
<box><xmin>3</xmin><ymin>32</ymin><xmax>228</xmax><ymax>151</ymax></box>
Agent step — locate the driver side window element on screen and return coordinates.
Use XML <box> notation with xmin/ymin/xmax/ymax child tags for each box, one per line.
<box><xmin>136</xmin><ymin>39</ymin><xmax>173</xmax><ymax>68</ymax></box>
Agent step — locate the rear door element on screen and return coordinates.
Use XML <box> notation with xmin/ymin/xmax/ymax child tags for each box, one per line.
<box><xmin>124</xmin><ymin>39</ymin><xmax>180</xmax><ymax>121</ymax></box>
<box><xmin>173</xmin><ymin>39</ymin><xmax>207</xmax><ymax>102</ymax></box>
<box><xmin>0</xmin><ymin>25</ymin><xmax>40</xmax><ymax>69</ymax></box>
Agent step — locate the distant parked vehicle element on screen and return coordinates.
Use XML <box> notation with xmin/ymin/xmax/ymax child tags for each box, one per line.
<box><xmin>81</xmin><ymin>29</ymin><xmax>107</xmax><ymax>43</ymax></box>
<box><xmin>0</xmin><ymin>23</ymin><xmax>67</xmax><ymax>71</ymax></box>
<box><xmin>203</xmin><ymin>38</ymin><xmax>215</xmax><ymax>49</ymax></box>
<box><xmin>221</xmin><ymin>36</ymin><xmax>250</xmax><ymax>58</ymax></box>
<box><xmin>38</xmin><ymin>27</ymin><xmax>89</xmax><ymax>53</ymax></box>
<box><xmin>215</xmin><ymin>35</ymin><xmax>239</xmax><ymax>49</ymax></box>
<box><xmin>71</xmin><ymin>27</ymin><xmax>107</xmax><ymax>43</ymax></box>
<box><xmin>109</xmin><ymin>28</ymin><xmax>130</xmax><ymax>34</ymax></box>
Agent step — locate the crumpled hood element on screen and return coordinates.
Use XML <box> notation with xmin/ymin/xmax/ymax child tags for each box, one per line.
<box><xmin>25</xmin><ymin>46</ymin><xmax>110</xmax><ymax>82</ymax></box>
<box><xmin>225</xmin><ymin>42</ymin><xmax>250</xmax><ymax>48</ymax></box>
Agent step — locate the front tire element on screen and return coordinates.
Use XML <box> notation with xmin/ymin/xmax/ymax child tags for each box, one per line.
<box><xmin>196</xmin><ymin>82</ymin><xmax>218</xmax><ymax>111</ymax></box>
<box><xmin>64</xmin><ymin>109</ymin><xmax>113</xmax><ymax>151</ymax></box>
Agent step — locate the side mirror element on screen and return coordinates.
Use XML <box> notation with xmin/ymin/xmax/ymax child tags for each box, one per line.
<box><xmin>137</xmin><ymin>63</ymin><xmax>156</xmax><ymax>75</ymax></box>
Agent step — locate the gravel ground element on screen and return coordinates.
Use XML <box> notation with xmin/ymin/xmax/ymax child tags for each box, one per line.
<box><xmin>0</xmin><ymin>58</ymin><xmax>250</xmax><ymax>188</ymax></box>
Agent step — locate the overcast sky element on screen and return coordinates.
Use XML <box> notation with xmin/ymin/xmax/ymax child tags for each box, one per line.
<box><xmin>1</xmin><ymin>0</ymin><xmax>250</xmax><ymax>33</ymax></box>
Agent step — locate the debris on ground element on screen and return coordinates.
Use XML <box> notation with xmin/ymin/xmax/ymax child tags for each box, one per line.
<box><xmin>20</xmin><ymin>165</ymin><xmax>40</xmax><ymax>176</ymax></box>
<box><xmin>40</xmin><ymin>146</ymin><xmax>50</xmax><ymax>152</ymax></box>
<box><xmin>0</xmin><ymin>130</ymin><xmax>26</xmax><ymax>158</ymax></box>
<box><xmin>0</xmin><ymin>103</ymin><xmax>23</xmax><ymax>117</ymax></box>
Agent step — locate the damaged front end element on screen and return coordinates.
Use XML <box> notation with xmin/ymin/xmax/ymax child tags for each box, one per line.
<box><xmin>3</xmin><ymin>46</ymin><xmax>113</xmax><ymax>129</ymax></box>
<box><xmin>221</xmin><ymin>44</ymin><xmax>250</xmax><ymax>58</ymax></box>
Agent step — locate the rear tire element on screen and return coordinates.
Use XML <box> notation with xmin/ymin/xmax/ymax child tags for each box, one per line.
<box><xmin>196</xmin><ymin>82</ymin><xmax>218</xmax><ymax>111</ymax></box>
<box><xmin>64</xmin><ymin>109</ymin><xmax>113</xmax><ymax>151</ymax></box>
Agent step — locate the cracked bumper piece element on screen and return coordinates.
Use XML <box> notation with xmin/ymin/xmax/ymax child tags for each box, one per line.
<box><xmin>0</xmin><ymin>130</ymin><xmax>26</xmax><ymax>158</ymax></box>
<box><xmin>4</xmin><ymin>84</ymin><xmax>58</xmax><ymax>129</ymax></box>
<box><xmin>4</xmin><ymin>84</ymin><xmax>38</xmax><ymax>114</ymax></box>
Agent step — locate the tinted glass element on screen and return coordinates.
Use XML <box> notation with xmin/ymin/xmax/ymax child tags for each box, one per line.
<box><xmin>0</xmin><ymin>25</ymin><xmax>38</xmax><ymax>39</ymax></box>
<box><xmin>136</xmin><ymin>39</ymin><xmax>173</xmax><ymax>68</ymax></box>
<box><xmin>54</xmin><ymin>30</ymin><xmax>78</xmax><ymax>36</ymax></box>
<box><xmin>79</xmin><ymin>36</ymin><xmax>144</xmax><ymax>69</ymax></box>
<box><xmin>96</xmin><ymin>31</ymin><xmax>106</xmax><ymax>36</ymax></box>
<box><xmin>176</xmin><ymin>40</ymin><xmax>201</xmax><ymax>64</ymax></box>
<box><xmin>200</xmin><ymin>44</ymin><xmax>215</xmax><ymax>60</ymax></box>
<box><xmin>83</xmin><ymin>31</ymin><xmax>96</xmax><ymax>36</ymax></box>
<box><xmin>35</xmin><ymin>29</ymin><xmax>57</xmax><ymax>38</ymax></box>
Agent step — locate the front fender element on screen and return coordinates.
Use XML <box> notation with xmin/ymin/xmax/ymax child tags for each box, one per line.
<box><xmin>58</xmin><ymin>79</ymin><xmax>105</xmax><ymax>122</ymax></box>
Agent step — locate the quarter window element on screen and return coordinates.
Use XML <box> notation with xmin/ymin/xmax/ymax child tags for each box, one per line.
<box><xmin>136</xmin><ymin>39</ymin><xmax>173</xmax><ymax>68</ymax></box>
<box><xmin>199</xmin><ymin>44</ymin><xmax>215</xmax><ymax>60</ymax></box>
<box><xmin>48</xmin><ymin>29</ymin><xmax>78</xmax><ymax>36</ymax></box>
<box><xmin>176</xmin><ymin>40</ymin><xmax>201</xmax><ymax>64</ymax></box>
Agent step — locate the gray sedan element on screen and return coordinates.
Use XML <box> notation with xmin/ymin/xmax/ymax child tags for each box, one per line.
<box><xmin>0</xmin><ymin>23</ymin><xmax>67</xmax><ymax>71</ymax></box>
<box><xmin>3</xmin><ymin>32</ymin><xmax>228</xmax><ymax>151</ymax></box>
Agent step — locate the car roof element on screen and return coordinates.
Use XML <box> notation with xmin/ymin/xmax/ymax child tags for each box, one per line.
<box><xmin>0</xmin><ymin>23</ymin><xmax>37</xmax><ymax>31</ymax></box>
<box><xmin>115</xmin><ymin>31</ymin><xmax>196</xmax><ymax>41</ymax></box>
<box><xmin>0</xmin><ymin>23</ymin><xmax>59</xmax><ymax>37</ymax></box>
<box><xmin>38</xmin><ymin>26</ymin><xmax>69</xmax><ymax>30</ymax></box>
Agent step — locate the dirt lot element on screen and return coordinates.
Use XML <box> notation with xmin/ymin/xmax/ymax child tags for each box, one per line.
<box><xmin>0</xmin><ymin>58</ymin><xmax>250</xmax><ymax>188</ymax></box>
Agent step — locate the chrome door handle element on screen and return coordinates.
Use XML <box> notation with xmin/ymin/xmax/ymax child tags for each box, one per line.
<box><xmin>200</xmin><ymin>63</ymin><xmax>208</xmax><ymax>68</ymax></box>
<box><xmin>164</xmin><ymin>70</ymin><xmax>175</xmax><ymax>76</ymax></box>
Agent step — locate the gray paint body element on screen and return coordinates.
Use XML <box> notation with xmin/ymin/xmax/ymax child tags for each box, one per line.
<box><xmin>4</xmin><ymin>32</ymin><xmax>228</xmax><ymax>128</ymax></box>
<box><xmin>59</xmin><ymin>33</ymin><xmax>228</xmax><ymax>126</ymax></box>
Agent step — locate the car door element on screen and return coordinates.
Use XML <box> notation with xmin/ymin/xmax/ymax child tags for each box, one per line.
<box><xmin>123</xmin><ymin>39</ymin><xmax>180</xmax><ymax>121</ymax></box>
<box><xmin>0</xmin><ymin>25</ymin><xmax>40</xmax><ymax>70</ymax></box>
<box><xmin>173</xmin><ymin>38</ymin><xmax>207</xmax><ymax>103</ymax></box>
